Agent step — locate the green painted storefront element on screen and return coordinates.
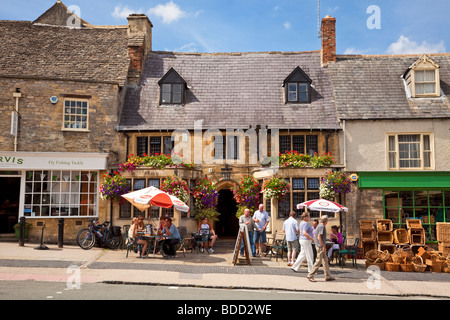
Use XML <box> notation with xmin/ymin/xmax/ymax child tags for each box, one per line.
<box><xmin>358</xmin><ymin>172</ymin><xmax>450</xmax><ymax>243</ymax></box>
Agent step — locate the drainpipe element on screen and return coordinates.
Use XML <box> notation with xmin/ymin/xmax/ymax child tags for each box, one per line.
<box><xmin>343</xmin><ymin>120</ymin><xmax>347</xmax><ymax>170</ymax></box>
<box><xmin>123</xmin><ymin>132</ymin><xmax>130</xmax><ymax>162</ymax></box>
<box><xmin>13</xmin><ymin>88</ymin><xmax>21</xmax><ymax>152</ymax></box>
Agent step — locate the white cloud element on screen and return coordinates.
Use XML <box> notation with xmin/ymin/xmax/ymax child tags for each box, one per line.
<box><xmin>112</xmin><ymin>5</ymin><xmax>140</xmax><ymax>20</ymax></box>
<box><xmin>344</xmin><ymin>47</ymin><xmax>370</xmax><ymax>55</ymax></box>
<box><xmin>174</xmin><ymin>42</ymin><xmax>198</xmax><ymax>52</ymax></box>
<box><xmin>283</xmin><ymin>21</ymin><xmax>291</xmax><ymax>30</ymax></box>
<box><xmin>386</xmin><ymin>35</ymin><xmax>446</xmax><ymax>54</ymax></box>
<box><xmin>148</xmin><ymin>1</ymin><xmax>186</xmax><ymax>24</ymax></box>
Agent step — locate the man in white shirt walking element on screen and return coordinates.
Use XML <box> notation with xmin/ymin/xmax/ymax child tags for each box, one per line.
<box><xmin>283</xmin><ymin>211</ymin><xmax>300</xmax><ymax>266</ymax></box>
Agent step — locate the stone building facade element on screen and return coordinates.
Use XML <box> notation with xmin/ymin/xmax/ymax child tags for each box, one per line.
<box><xmin>0</xmin><ymin>1</ymin><xmax>147</xmax><ymax>243</ymax></box>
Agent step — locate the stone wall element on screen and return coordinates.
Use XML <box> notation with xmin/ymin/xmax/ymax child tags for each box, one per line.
<box><xmin>0</xmin><ymin>78</ymin><xmax>124</xmax><ymax>162</ymax></box>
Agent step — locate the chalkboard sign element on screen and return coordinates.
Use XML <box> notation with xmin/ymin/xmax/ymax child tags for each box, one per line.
<box><xmin>232</xmin><ymin>225</ymin><xmax>251</xmax><ymax>266</ymax></box>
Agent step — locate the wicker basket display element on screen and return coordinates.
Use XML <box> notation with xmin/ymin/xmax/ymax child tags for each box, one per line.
<box><xmin>400</xmin><ymin>261</ymin><xmax>414</xmax><ymax>272</ymax></box>
<box><xmin>436</xmin><ymin>222</ymin><xmax>450</xmax><ymax>243</ymax></box>
<box><xmin>377</xmin><ymin>219</ymin><xmax>393</xmax><ymax>231</ymax></box>
<box><xmin>409</xmin><ymin>228</ymin><xmax>425</xmax><ymax>245</ymax></box>
<box><xmin>365</xmin><ymin>260</ymin><xmax>385</xmax><ymax>270</ymax></box>
<box><xmin>377</xmin><ymin>230</ymin><xmax>393</xmax><ymax>244</ymax></box>
<box><xmin>385</xmin><ymin>262</ymin><xmax>400</xmax><ymax>272</ymax></box>
<box><xmin>438</xmin><ymin>242</ymin><xmax>450</xmax><ymax>256</ymax></box>
<box><xmin>398</xmin><ymin>246</ymin><xmax>414</xmax><ymax>262</ymax></box>
<box><xmin>406</xmin><ymin>219</ymin><xmax>422</xmax><ymax>229</ymax></box>
<box><xmin>412</xmin><ymin>256</ymin><xmax>427</xmax><ymax>273</ymax></box>
<box><xmin>361</xmin><ymin>229</ymin><xmax>376</xmax><ymax>241</ymax></box>
<box><xmin>393</xmin><ymin>229</ymin><xmax>409</xmax><ymax>244</ymax></box>
<box><xmin>360</xmin><ymin>220</ymin><xmax>375</xmax><ymax>230</ymax></box>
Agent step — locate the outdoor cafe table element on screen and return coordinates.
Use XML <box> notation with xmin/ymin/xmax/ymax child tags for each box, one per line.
<box><xmin>137</xmin><ymin>231</ymin><xmax>159</xmax><ymax>257</ymax></box>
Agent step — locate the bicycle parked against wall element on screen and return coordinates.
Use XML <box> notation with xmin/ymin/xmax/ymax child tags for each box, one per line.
<box><xmin>76</xmin><ymin>219</ymin><xmax>122</xmax><ymax>250</ymax></box>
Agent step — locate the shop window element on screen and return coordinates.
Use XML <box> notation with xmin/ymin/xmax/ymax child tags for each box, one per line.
<box><xmin>24</xmin><ymin>170</ymin><xmax>98</xmax><ymax>218</ymax></box>
<box><xmin>383</xmin><ymin>190</ymin><xmax>449</xmax><ymax>242</ymax></box>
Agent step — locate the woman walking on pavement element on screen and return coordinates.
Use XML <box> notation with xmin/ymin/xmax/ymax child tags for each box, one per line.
<box><xmin>291</xmin><ymin>212</ymin><xmax>315</xmax><ymax>273</ymax></box>
<box><xmin>307</xmin><ymin>215</ymin><xmax>335</xmax><ymax>282</ymax></box>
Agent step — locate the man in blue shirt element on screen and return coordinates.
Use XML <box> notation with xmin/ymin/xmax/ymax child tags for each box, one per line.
<box><xmin>159</xmin><ymin>217</ymin><xmax>181</xmax><ymax>257</ymax></box>
<box><xmin>252</xmin><ymin>204</ymin><xmax>270</xmax><ymax>256</ymax></box>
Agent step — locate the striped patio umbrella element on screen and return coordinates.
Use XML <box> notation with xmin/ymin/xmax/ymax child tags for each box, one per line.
<box><xmin>121</xmin><ymin>186</ymin><xmax>189</xmax><ymax>212</ymax></box>
<box><xmin>296</xmin><ymin>199</ymin><xmax>348</xmax><ymax>213</ymax></box>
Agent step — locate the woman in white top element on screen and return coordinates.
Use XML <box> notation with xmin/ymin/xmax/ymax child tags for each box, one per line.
<box><xmin>197</xmin><ymin>217</ymin><xmax>218</xmax><ymax>253</ymax></box>
<box><xmin>291</xmin><ymin>212</ymin><xmax>315</xmax><ymax>273</ymax></box>
<box><xmin>128</xmin><ymin>217</ymin><xmax>148</xmax><ymax>258</ymax></box>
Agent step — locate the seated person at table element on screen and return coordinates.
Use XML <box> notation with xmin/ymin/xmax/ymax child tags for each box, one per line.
<box><xmin>129</xmin><ymin>217</ymin><xmax>148</xmax><ymax>258</ymax></box>
<box><xmin>158</xmin><ymin>217</ymin><xmax>181</xmax><ymax>257</ymax></box>
<box><xmin>327</xmin><ymin>225</ymin><xmax>343</xmax><ymax>259</ymax></box>
<box><xmin>198</xmin><ymin>217</ymin><xmax>218</xmax><ymax>253</ymax></box>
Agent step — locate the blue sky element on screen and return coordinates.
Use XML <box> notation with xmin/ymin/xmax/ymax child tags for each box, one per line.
<box><xmin>1</xmin><ymin>0</ymin><xmax>449</xmax><ymax>54</ymax></box>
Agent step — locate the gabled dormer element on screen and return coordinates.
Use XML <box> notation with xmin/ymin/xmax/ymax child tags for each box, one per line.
<box><xmin>403</xmin><ymin>54</ymin><xmax>441</xmax><ymax>98</ymax></box>
<box><xmin>158</xmin><ymin>68</ymin><xmax>187</xmax><ymax>105</ymax></box>
<box><xmin>283</xmin><ymin>66</ymin><xmax>312</xmax><ymax>104</ymax></box>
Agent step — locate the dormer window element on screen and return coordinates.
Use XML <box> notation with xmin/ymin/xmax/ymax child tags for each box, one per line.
<box><xmin>158</xmin><ymin>68</ymin><xmax>186</xmax><ymax>105</ymax></box>
<box><xmin>284</xmin><ymin>66</ymin><xmax>312</xmax><ymax>104</ymax></box>
<box><xmin>403</xmin><ymin>54</ymin><xmax>440</xmax><ymax>98</ymax></box>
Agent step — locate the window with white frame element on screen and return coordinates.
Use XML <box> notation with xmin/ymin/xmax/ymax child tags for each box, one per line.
<box><xmin>387</xmin><ymin>134</ymin><xmax>433</xmax><ymax>170</ymax></box>
<box><xmin>24</xmin><ymin>170</ymin><xmax>98</xmax><ymax>217</ymax></box>
<box><xmin>63</xmin><ymin>99</ymin><xmax>89</xmax><ymax>130</ymax></box>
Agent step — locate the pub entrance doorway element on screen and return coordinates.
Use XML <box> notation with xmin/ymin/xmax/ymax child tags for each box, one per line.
<box><xmin>215</xmin><ymin>188</ymin><xmax>239</xmax><ymax>237</ymax></box>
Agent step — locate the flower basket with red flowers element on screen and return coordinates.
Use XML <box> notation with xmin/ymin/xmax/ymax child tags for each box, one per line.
<box><xmin>231</xmin><ymin>175</ymin><xmax>261</xmax><ymax>218</ymax></box>
<box><xmin>160</xmin><ymin>175</ymin><xmax>190</xmax><ymax>204</ymax></box>
<box><xmin>262</xmin><ymin>176</ymin><xmax>291</xmax><ymax>201</ymax></box>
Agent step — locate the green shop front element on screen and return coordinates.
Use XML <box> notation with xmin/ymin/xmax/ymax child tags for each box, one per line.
<box><xmin>358</xmin><ymin>172</ymin><xmax>450</xmax><ymax>244</ymax></box>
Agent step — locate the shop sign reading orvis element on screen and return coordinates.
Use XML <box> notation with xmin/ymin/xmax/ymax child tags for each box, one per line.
<box><xmin>0</xmin><ymin>152</ymin><xmax>108</xmax><ymax>170</ymax></box>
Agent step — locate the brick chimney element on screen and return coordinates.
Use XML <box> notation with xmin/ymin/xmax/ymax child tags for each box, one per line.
<box><xmin>127</xmin><ymin>14</ymin><xmax>153</xmax><ymax>84</ymax></box>
<box><xmin>321</xmin><ymin>15</ymin><xmax>336</xmax><ymax>67</ymax></box>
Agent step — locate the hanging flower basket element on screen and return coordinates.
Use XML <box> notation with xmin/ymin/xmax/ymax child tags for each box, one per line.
<box><xmin>231</xmin><ymin>175</ymin><xmax>261</xmax><ymax>218</ymax></box>
<box><xmin>192</xmin><ymin>177</ymin><xmax>220</xmax><ymax>221</ymax></box>
<box><xmin>99</xmin><ymin>172</ymin><xmax>130</xmax><ymax>204</ymax></box>
<box><xmin>319</xmin><ymin>170</ymin><xmax>351</xmax><ymax>200</ymax></box>
<box><xmin>262</xmin><ymin>176</ymin><xmax>290</xmax><ymax>201</ymax></box>
<box><xmin>160</xmin><ymin>175</ymin><xmax>190</xmax><ymax>204</ymax></box>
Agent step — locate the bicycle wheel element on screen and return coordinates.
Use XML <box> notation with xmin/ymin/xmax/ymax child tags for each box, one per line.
<box><xmin>105</xmin><ymin>230</ymin><xmax>121</xmax><ymax>249</ymax></box>
<box><xmin>76</xmin><ymin>228</ymin><xmax>96</xmax><ymax>250</ymax></box>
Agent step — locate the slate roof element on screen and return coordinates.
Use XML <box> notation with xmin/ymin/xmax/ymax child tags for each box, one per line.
<box><xmin>119</xmin><ymin>51</ymin><xmax>340</xmax><ymax>131</ymax></box>
<box><xmin>0</xmin><ymin>20</ymin><xmax>130</xmax><ymax>85</ymax></box>
<box><xmin>327</xmin><ymin>54</ymin><xmax>450</xmax><ymax>120</ymax></box>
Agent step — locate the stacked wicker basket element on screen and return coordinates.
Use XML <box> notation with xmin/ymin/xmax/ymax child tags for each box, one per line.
<box><xmin>362</xmin><ymin>220</ymin><xmax>450</xmax><ymax>273</ymax></box>
<box><xmin>437</xmin><ymin>222</ymin><xmax>450</xmax><ymax>257</ymax></box>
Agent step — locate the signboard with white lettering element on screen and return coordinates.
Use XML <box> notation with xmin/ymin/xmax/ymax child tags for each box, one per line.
<box><xmin>0</xmin><ymin>152</ymin><xmax>108</xmax><ymax>170</ymax></box>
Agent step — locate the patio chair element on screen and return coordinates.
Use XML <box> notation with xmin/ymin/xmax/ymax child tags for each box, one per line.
<box><xmin>271</xmin><ymin>231</ymin><xmax>287</xmax><ymax>262</ymax></box>
<box><xmin>338</xmin><ymin>237</ymin><xmax>360</xmax><ymax>269</ymax></box>
<box><xmin>121</xmin><ymin>225</ymin><xmax>130</xmax><ymax>250</ymax></box>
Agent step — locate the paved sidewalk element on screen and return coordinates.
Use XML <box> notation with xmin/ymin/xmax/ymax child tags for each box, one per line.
<box><xmin>0</xmin><ymin>242</ymin><xmax>449</xmax><ymax>299</ymax></box>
